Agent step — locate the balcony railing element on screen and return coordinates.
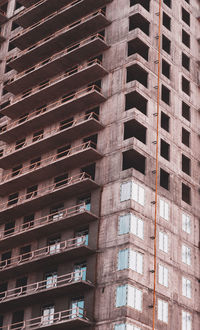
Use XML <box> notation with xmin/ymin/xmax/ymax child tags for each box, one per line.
<box><xmin>0</xmin><ymin>269</ymin><xmax>91</xmax><ymax>303</ymax></box>
<box><xmin>0</xmin><ymin>85</ymin><xmax>103</xmax><ymax>133</ymax></box>
<box><xmin>1</xmin><ymin>307</ymin><xmax>91</xmax><ymax>330</ymax></box>
<box><xmin>0</xmin><ymin>235</ymin><xmax>88</xmax><ymax>271</ymax></box>
<box><xmin>0</xmin><ymin>203</ymin><xmax>90</xmax><ymax>240</ymax></box>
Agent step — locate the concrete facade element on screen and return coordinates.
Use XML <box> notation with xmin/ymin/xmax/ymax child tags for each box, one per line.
<box><xmin>0</xmin><ymin>0</ymin><xmax>199</xmax><ymax>329</ymax></box>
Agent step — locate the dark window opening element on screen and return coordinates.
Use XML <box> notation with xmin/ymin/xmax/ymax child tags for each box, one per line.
<box><xmin>35</xmin><ymin>105</ymin><xmax>46</xmax><ymax>115</ymax></box>
<box><xmin>0</xmin><ymin>149</ymin><xmax>3</xmax><ymax>157</ymax></box>
<box><xmin>88</xmin><ymin>80</ymin><xmax>101</xmax><ymax>90</ymax></box>
<box><xmin>128</xmin><ymin>38</ymin><xmax>149</xmax><ymax>61</ymax></box>
<box><xmin>182</xmin><ymin>76</ymin><xmax>190</xmax><ymax>95</ymax></box>
<box><xmin>4</xmin><ymin>221</ymin><xmax>15</xmax><ymax>236</ymax></box>
<box><xmin>29</xmin><ymin>157</ymin><xmax>41</xmax><ymax>169</ymax></box>
<box><xmin>127</xmin><ymin>64</ymin><xmax>148</xmax><ymax>87</ymax></box>
<box><xmin>0</xmin><ymin>100</ymin><xmax>10</xmax><ymax>110</ymax></box>
<box><xmin>85</xmin><ymin>107</ymin><xmax>99</xmax><ymax>118</ymax></box>
<box><xmin>8</xmin><ymin>192</ymin><xmax>19</xmax><ymax>206</ymax></box>
<box><xmin>160</xmin><ymin>139</ymin><xmax>170</xmax><ymax>160</ymax></box>
<box><xmin>182</xmin><ymin>127</ymin><xmax>190</xmax><ymax>147</ymax></box>
<box><xmin>125</xmin><ymin>91</ymin><xmax>147</xmax><ymax>115</ymax></box>
<box><xmin>0</xmin><ymin>124</ymin><xmax>6</xmax><ymax>133</ymax></box>
<box><xmin>162</xmin><ymin>35</ymin><xmax>171</xmax><ymax>54</ymax></box>
<box><xmin>12</xmin><ymin>164</ymin><xmax>22</xmax><ymax>177</ymax></box>
<box><xmin>1</xmin><ymin>251</ymin><xmax>11</xmax><ymax>267</ymax></box>
<box><xmin>161</xmin><ymin>85</ymin><xmax>170</xmax><ymax>105</ymax></box>
<box><xmin>20</xmin><ymin>245</ymin><xmax>31</xmax><ymax>260</ymax></box>
<box><xmin>60</xmin><ymin>117</ymin><xmax>73</xmax><ymax>130</ymax></box>
<box><xmin>8</xmin><ymin>42</ymin><xmax>15</xmax><ymax>52</ymax></box>
<box><xmin>39</xmin><ymin>80</ymin><xmax>49</xmax><ymax>90</ymax></box>
<box><xmin>57</xmin><ymin>145</ymin><xmax>70</xmax><ymax>159</ymax></box>
<box><xmin>5</xmin><ymin>64</ymin><xmax>12</xmax><ymax>73</ymax></box>
<box><xmin>130</xmin><ymin>0</ymin><xmax>150</xmax><ymax>11</ymax></box>
<box><xmin>15</xmin><ymin>277</ymin><xmax>27</xmax><ymax>294</ymax></box>
<box><xmin>182</xmin><ymin>30</ymin><xmax>190</xmax><ymax>48</ymax></box>
<box><xmin>182</xmin><ymin>101</ymin><xmax>190</xmax><ymax>121</ymax></box>
<box><xmin>12</xmin><ymin>310</ymin><xmax>24</xmax><ymax>329</ymax></box>
<box><xmin>26</xmin><ymin>185</ymin><xmax>38</xmax><ymax>199</ymax></box>
<box><xmin>0</xmin><ymin>282</ymin><xmax>7</xmax><ymax>299</ymax></box>
<box><xmin>182</xmin><ymin>183</ymin><xmax>191</xmax><ymax>204</ymax></box>
<box><xmin>163</xmin><ymin>12</ymin><xmax>171</xmax><ymax>30</ymax></box>
<box><xmin>23</xmin><ymin>214</ymin><xmax>34</xmax><ymax>229</ymax></box>
<box><xmin>162</xmin><ymin>59</ymin><xmax>170</xmax><ymax>79</ymax></box>
<box><xmin>2</xmin><ymin>87</ymin><xmax>8</xmax><ymax>96</ymax></box>
<box><xmin>32</xmin><ymin>129</ymin><xmax>44</xmax><ymax>142</ymax></box>
<box><xmin>0</xmin><ymin>3</ymin><xmax>8</xmax><ymax>13</ymax></box>
<box><xmin>182</xmin><ymin>7</ymin><xmax>190</xmax><ymax>26</ymax></box>
<box><xmin>161</xmin><ymin>112</ymin><xmax>170</xmax><ymax>132</ymax></box>
<box><xmin>83</xmin><ymin>134</ymin><xmax>97</xmax><ymax>148</ymax></box>
<box><xmin>124</xmin><ymin>119</ymin><xmax>146</xmax><ymax>144</ymax></box>
<box><xmin>81</xmin><ymin>163</ymin><xmax>96</xmax><ymax>180</ymax></box>
<box><xmin>182</xmin><ymin>53</ymin><xmax>190</xmax><ymax>71</ymax></box>
<box><xmin>61</xmin><ymin>91</ymin><xmax>75</xmax><ymax>103</ymax></box>
<box><xmin>11</xmin><ymin>22</ymin><xmax>19</xmax><ymax>31</ymax></box>
<box><xmin>122</xmin><ymin>149</ymin><xmax>146</xmax><ymax>174</ymax></box>
<box><xmin>129</xmin><ymin>13</ymin><xmax>150</xmax><ymax>36</ymax></box>
<box><xmin>15</xmin><ymin>1</ymin><xmax>23</xmax><ymax>10</ymax></box>
<box><xmin>163</xmin><ymin>0</ymin><xmax>171</xmax><ymax>8</ymax></box>
<box><xmin>77</xmin><ymin>195</ymin><xmax>91</xmax><ymax>211</ymax></box>
<box><xmin>0</xmin><ymin>315</ymin><xmax>3</xmax><ymax>327</ymax></box>
<box><xmin>18</xmin><ymin>113</ymin><xmax>28</xmax><ymax>124</ymax></box>
<box><xmin>160</xmin><ymin>168</ymin><xmax>170</xmax><ymax>190</ymax></box>
<box><xmin>182</xmin><ymin>154</ymin><xmax>191</xmax><ymax>175</ymax></box>
<box><xmin>15</xmin><ymin>138</ymin><xmax>25</xmax><ymax>150</ymax></box>
<box><xmin>184</xmin><ymin>0</ymin><xmax>189</xmax><ymax>3</ymax></box>
<box><xmin>54</xmin><ymin>173</ymin><xmax>68</xmax><ymax>188</ymax></box>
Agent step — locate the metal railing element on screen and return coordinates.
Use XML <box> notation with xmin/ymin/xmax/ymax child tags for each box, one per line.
<box><xmin>0</xmin><ymin>85</ymin><xmax>101</xmax><ymax>133</ymax></box>
<box><xmin>1</xmin><ymin>307</ymin><xmax>90</xmax><ymax>330</ymax></box>
<box><xmin>9</xmin><ymin>33</ymin><xmax>105</xmax><ymax>83</ymax></box>
<box><xmin>8</xmin><ymin>8</ymin><xmax>105</xmax><ymax>63</ymax></box>
<box><xmin>0</xmin><ymin>203</ymin><xmax>88</xmax><ymax>240</ymax></box>
<box><xmin>0</xmin><ymin>269</ymin><xmax>88</xmax><ymax>303</ymax></box>
<box><xmin>0</xmin><ymin>172</ymin><xmax>91</xmax><ymax>212</ymax></box>
<box><xmin>0</xmin><ymin>235</ymin><xmax>88</xmax><ymax>271</ymax></box>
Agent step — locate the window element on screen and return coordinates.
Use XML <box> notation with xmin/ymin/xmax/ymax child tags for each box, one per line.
<box><xmin>71</xmin><ymin>297</ymin><xmax>84</xmax><ymax>318</ymax></box>
<box><xmin>49</xmin><ymin>204</ymin><xmax>64</xmax><ymax>221</ymax></box>
<box><xmin>4</xmin><ymin>221</ymin><xmax>15</xmax><ymax>236</ymax></box>
<box><xmin>182</xmin><ymin>30</ymin><xmax>190</xmax><ymax>48</ymax></box>
<box><xmin>114</xmin><ymin>324</ymin><xmax>140</xmax><ymax>330</ymax></box>
<box><xmin>48</xmin><ymin>237</ymin><xmax>60</xmax><ymax>254</ymax></box>
<box><xmin>118</xmin><ymin>249</ymin><xmax>143</xmax><ymax>274</ymax></box>
<box><xmin>162</xmin><ymin>35</ymin><xmax>171</xmax><ymax>54</ymax></box>
<box><xmin>182</xmin><ymin>128</ymin><xmax>190</xmax><ymax>147</ymax></box>
<box><xmin>42</xmin><ymin>305</ymin><xmax>54</xmax><ymax>325</ymax></box>
<box><xmin>161</xmin><ymin>85</ymin><xmax>170</xmax><ymax>105</ymax></box>
<box><xmin>161</xmin><ymin>112</ymin><xmax>170</xmax><ymax>131</ymax></box>
<box><xmin>57</xmin><ymin>145</ymin><xmax>70</xmax><ymax>159</ymax></box>
<box><xmin>23</xmin><ymin>214</ymin><xmax>34</xmax><ymax>229</ymax></box>
<box><xmin>12</xmin><ymin>310</ymin><xmax>24</xmax><ymax>328</ymax></box>
<box><xmin>129</xmin><ymin>14</ymin><xmax>150</xmax><ymax>36</ymax></box>
<box><xmin>45</xmin><ymin>272</ymin><xmax>57</xmax><ymax>289</ymax></box>
<box><xmin>126</xmin><ymin>64</ymin><xmax>148</xmax><ymax>87</ymax></box>
<box><xmin>7</xmin><ymin>192</ymin><xmax>19</xmax><ymax>206</ymax></box>
<box><xmin>20</xmin><ymin>245</ymin><xmax>31</xmax><ymax>260</ymax></box>
<box><xmin>182</xmin><ymin>7</ymin><xmax>190</xmax><ymax>26</ymax></box>
<box><xmin>122</xmin><ymin>150</ymin><xmax>146</xmax><ymax>174</ymax></box>
<box><xmin>182</xmin><ymin>244</ymin><xmax>191</xmax><ymax>265</ymax></box>
<box><xmin>54</xmin><ymin>173</ymin><xmax>68</xmax><ymax>188</ymax></box>
<box><xmin>182</xmin><ymin>310</ymin><xmax>192</xmax><ymax>330</ymax></box>
<box><xmin>182</xmin><ymin>76</ymin><xmax>190</xmax><ymax>95</ymax></box>
<box><xmin>1</xmin><ymin>251</ymin><xmax>12</xmax><ymax>267</ymax></box>
<box><xmin>159</xmin><ymin>232</ymin><xmax>168</xmax><ymax>253</ymax></box>
<box><xmin>15</xmin><ymin>138</ymin><xmax>25</xmax><ymax>150</ymax></box>
<box><xmin>0</xmin><ymin>282</ymin><xmax>7</xmax><ymax>300</ymax></box>
<box><xmin>30</xmin><ymin>157</ymin><xmax>41</xmax><ymax>169</ymax></box>
<box><xmin>59</xmin><ymin>117</ymin><xmax>73</xmax><ymax>130</ymax></box>
<box><xmin>182</xmin><ymin>213</ymin><xmax>191</xmax><ymax>234</ymax></box>
<box><xmin>182</xmin><ymin>53</ymin><xmax>190</xmax><ymax>71</ymax></box>
<box><xmin>163</xmin><ymin>12</ymin><xmax>171</xmax><ymax>30</ymax></box>
<box><xmin>125</xmin><ymin>91</ymin><xmax>147</xmax><ymax>115</ymax></box>
<box><xmin>124</xmin><ymin>119</ymin><xmax>146</xmax><ymax>144</ymax></box>
<box><xmin>158</xmin><ymin>299</ymin><xmax>168</xmax><ymax>323</ymax></box>
<box><xmin>160</xmin><ymin>168</ymin><xmax>170</xmax><ymax>190</ymax></box>
<box><xmin>159</xmin><ymin>199</ymin><xmax>169</xmax><ymax>221</ymax></box>
<box><xmin>26</xmin><ymin>185</ymin><xmax>38</xmax><ymax>199</ymax></box>
<box><xmin>74</xmin><ymin>262</ymin><xmax>87</xmax><ymax>281</ymax></box>
<box><xmin>182</xmin><ymin>154</ymin><xmax>191</xmax><ymax>175</ymax></box>
<box><xmin>75</xmin><ymin>229</ymin><xmax>89</xmax><ymax>246</ymax></box>
<box><xmin>182</xmin><ymin>183</ymin><xmax>191</xmax><ymax>205</ymax></box>
<box><xmin>120</xmin><ymin>181</ymin><xmax>145</xmax><ymax>206</ymax></box>
<box><xmin>182</xmin><ymin>277</ymin><xmax>191</xmax><ymax>298</ymax></box>
<box><xmin>119</xmin><ymin>214</ymin><xmax>144</xmax><ymax>239</ymax></box>
<box><xmin>160</xmin><ymin>139</ymin><xmax>170</xmax><ymax>160</ymax></box>
<box><xmin>15</xmin><ymin>277</ymin><xmax>27</xmax><ymax>294</ymax></box>
<box><xmin>77</xmin><ymin>195</ymin><xmax>91</xmax><ymax>211</ymax></box>
<box><xmin>182</xmin><ymin>102</ymin><xmax>190</xmax><ymax>121</ymax></box>
<box><xmin>12</xmin><ymin>164</ymin><xmax>22</xmax><ymax>177</ymax></box>
<box><xmin>32</xmin><ymin>130</ymin><xmax>44</xmax><ymax>142</ymax></box>
<box><xmin>116</xmin><ymin>285</ymin><xmax>142</xmax><ymax>311</ymax></box>
<box><xmin>158</xmin><ymin>264</ymin><xmax>168</xmax><ymax>287</ymax></box>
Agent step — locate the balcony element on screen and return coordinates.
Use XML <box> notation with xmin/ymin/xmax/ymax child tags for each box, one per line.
<box><xmin>0</xmin><ymin>270</ymin><xmax>93</xmax><ymax>312</ymax></box>
<box><xmin>0</xmin><ymin>86</ymin><xmax>106</xmax><ymax>140</ymax></box>
<box><xmin>17</xmin><ymin>0</ymin><xmax>41</xmax><ymax>8</ymax></box>
<box><xmin>2</xmin><ymin>307</ymin><xmax>92</xmax><ymax>329</ymax></box>
<box><xmin>0</xmin><ymin>141</ymin><xmax>102</xmax><ymax>194</ymax></box>
<box><xmin>0</xmin><ymin>9</ymin><xmax>7</xmax><ymax>25</ymax></box>
<box><xmin>14</xmin><ymin>0</ymin><xmax>112</xmax><ymax>48</ymax></box>
<box><xmin>2</xmin><ymin>59</ymin><xmax>107</xmax><ymax>116</ymax></box>
<box><xmin>0</xmin><ymin>172</ymin><xmax>100</xmax><ymax>222</ymax></box>
<box><xmin>0</xmin><ymin>235</ymin><xmax>94</xmax><ymax>280</ymax></box>
<box><xmin>7</xmin><ymin>10</ymin><xmax>110</xmax><ymax>71</ymax></box>
<box><xmin>0</xmin><ymin>204</ymin><xmax>98</xmax><ymax>249</ymax></box>
<box><xmin>6</xmin><ymin>34</ymin><xmax>109</xmax><ymax>91</ymax></box>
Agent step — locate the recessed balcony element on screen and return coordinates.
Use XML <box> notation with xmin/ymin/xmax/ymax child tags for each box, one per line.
<box><xmin>0</xmin><ymin>112</ymin><xmax>103</xmax><ymax>169</ymax></box>
<box><xmin>0</xmin><ymin>172</ymin><xmax>99</xmax><ymax>222</ymax></box>
<box><xmin>0</xmin><ymin>270</ymin><xmax>94</xmax><ymax>312</ymax></box>
<box><xmin>2</xmin><ymin>59</ymin><xmax>107</xmax><ymax>116</ymax></box>
<box><xmin>6</xmin><ymin>34</ymin><xmax>109</xmax><ymax>91</ymax></box>
<box><xmin>8</xmin><ymin>9</ymin><xmax>110</xmax><ymax>70</ymax></box>
<box><xmin>0</xmin><ymin>204</ymin><xmax>98</xmax><ymax>249</ymax></box>
<box><xmin>2</xmin><ymin>308</ymin><xmax>92</xmax><ymax>329</ymax></box>
<box><xmin>0</xmin><ymin>86</ymin><xmax>106</xmax><ymax>140</ymax></box>
<box><xmin>14</xmin><ymin>0</ymin><xmax>112</xmax><ymax>48</ymax></box>
<box><xmin>0</xmin><ymin>8</ymin><xmax>7</xmax><ymax>25</ymax></box>
<box><xmin>0</xmin><ymin>235</ymin><xmax>94</xmax><ymax>280</ymax></box>
<box><xmin>0</xmin><ymin>141</ymin><xmax>102</xmax><ymax>194</ymax></box>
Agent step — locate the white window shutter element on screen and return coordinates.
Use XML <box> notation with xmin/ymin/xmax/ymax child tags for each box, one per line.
<box><xmin>137</xmin><ymin>252</ymin><xmax>143</xmax><ymax>274</ymax></box>
<box><xmin>119</xmin><ymin>214</ymin><xmax>131</xmax><ymax>234</ymax></box>
<box><xmin>120</xmin><ymin>182</ymin><xmax>132</xmax><ymax>202</ymax></box>
<box><xmin>129</xmin><ymin>249</ymin><xmax>136</xmax><ymax>271</ymax></box>
<box><xmin>138</xmin><ymin>186</ymin><xmax>144</xmax><ymax>205</ymax></box>
<box><xmin>165</xmin><ymin>202</ymin><xmax>169</xmax><ymax>221</ymax></box>
<box><xmin>163</xmin><ymin>301</ymin><xmax>168</xmax><ymax>323</ymax></box>
<box><xmin>135</xmin><ymin>288</ymin><xmax>142</xmax><ymax>311</ymax></box>
<box><xmin>132</xmin><ymin>182</ymin><xmax>138</xmax><ymax>201</ymax></box>
<box><xmin>118</xmin><ymin>249</ymin><xmax>129</xmax><ymax>270</ymax></box>
<box><xmin>116</xmin><ymin>285</ymin><xmax>127</xmax><ymax>307</ymax></box>
<box><xmin>160</xmin><ymin>199</ymin><xmax>164</xmax><ymax>218</ymax></box>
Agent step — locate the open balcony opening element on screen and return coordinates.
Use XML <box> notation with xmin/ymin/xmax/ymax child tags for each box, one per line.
<box><xmin>162</xmin><ymin>59</ymin><xmax>170</xmax><ymax>79</ymax></box>
<box><xmin>130</xmin><ymin>0</ymin><xmax>150</xmax><ymax>11</ymax></box>
<box><xmin>127</xmin><ymin>64</ymin><xmax>148</xmax><ymax>87</ymax></box>
<box><xmin>83</xmin><ymin>134</ymin><xmax>98</xmax><ymax>147</ymax></box>
<box><xmin>122</xmin><ymin>149</ymin><xmax>146</xmax><ymax>174</ymax></box>
<box><xmin>182</xmin><ymin>29</ymin><xmax>190</xmax><ymax>48</ymax></box>
<box><xmin>129</xmin><ymin>13</ymin><xmax>150</xmax><ymax>36</ymax></box>
<box><xmin>124</xmin><ymin>119</ymin><xmax>146</xmax><ymax>144</ymax></box>
<box><xmin>162</xmin><ymin>35</ymin><xmax>171</xmax><ymax>54</ymax></box>
<box><xmin>160</xmin><ymin>139</ymin><xmax>170</xmax><ymax>161</ymax></box>
<box><xmin>182</xmin><ymin>76</ymin><xmax>190</xmax><ymax>96</ymax></box>
<box><xmin>182</xmin><ymin>127</ymin><xmax>190</xmax><ymax>147</ymax></box>
<box><xmin>182</xmin><ymin>183</ymin><xmax>191</xmax><ymax>204</ymax></box>
<box><xmin>128</xmin><ymin>38</ymin><xmax>149</xmax><ymax>61</ymax></box>
<box><xmin>182</xmin><ymin>101</ymin><xmax>190</xmax><ymax>121</ymax></box>
<box><xmin>182</xmin><ymin>154</ymin><xmax>191</xmax><ymax>175</ymax></box>
<box><xmin>160</xmin><ymin>168</ymin><xmax>170</xmax><ymax>190</ymax></box>
<box><xmin>81</xmin><ymin>163</ymin><xmax>96</xmax><ymax>180</ymax></box>
<box><xmin>161</xmin><ymin>112</ymin><xmax>170</xmax><ymax>132</ymax></box>
<box><xmin>182</xmin><ymin>53</ymin><xmax>190</xmax><ymax>71</ymax></box>
<box><xmin>125</xmin><ymin>91</ymin><xmax>147</xmax><ymax>115</ymax></box>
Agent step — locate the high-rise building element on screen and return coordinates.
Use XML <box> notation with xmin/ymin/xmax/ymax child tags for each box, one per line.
<box><xmin>0</xmin><ymin>0</ymin><xmax>199</xmax><ymax>329</ymax></box>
